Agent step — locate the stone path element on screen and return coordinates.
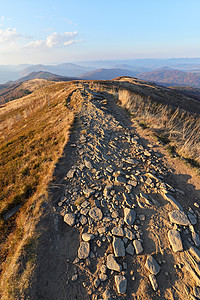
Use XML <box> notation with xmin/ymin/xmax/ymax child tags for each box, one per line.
<box><xmin>35</xmin><ymin>84</ymin><xmax>200</xmax><ymax>299</ymax></box>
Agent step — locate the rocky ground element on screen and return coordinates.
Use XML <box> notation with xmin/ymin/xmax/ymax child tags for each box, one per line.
<box><xmin>29</xmin><ymin>82</ymin><xmax>200</xmax><ymax>300</ymax></box>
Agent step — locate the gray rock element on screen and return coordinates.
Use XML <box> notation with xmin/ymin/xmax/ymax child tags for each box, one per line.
<box><xmin>112</xmin><ymin>237</ymin><xmax>125</xmax><ymax>257</ymax></box>
<box><xmin>168</xmin><ymin>210</ymin><xmax>191</xmax><ymax>226</ymax></box>
<box><xmin>114</xmin><ymin>275</ymin><xmax>127</xmax><ymax>294</ymax></box>
<box><xmin>126</xmin><ymin>243</ymin><xmax>135</xmax><ymax>255</ymax></box>
<box><xmin>80</xmin><ymin>207</ymin><xmax>90</xmax><ymax>216</ymax></box>
<box><xmin>162</xmin><ymin>193</ymin><xmax>183</xmax><ymax>210</ymax></box>
<box><xmin>192</xmin><ymin>232</ymin><xmax>200</xmax><ymax>247</ymax></box>
<box><xmin>89</xmin><ymin>207</ymin><xmax>103</xmax><ymax>221</ymax></box>
<box><xmin>64</xmin><ymin>213</ymin><xmax>76</xmax><ymax>226</ymax></box>
<box><xmin>168</xmin><ymin>229</ymin><xmax>183</xmax><ymax>252</ymax></box>
<box><xmin>188</xmin><ymin>212</ymin><xmax>197</xmax><ymax>225</ymax></box>
<box><xmin>124</xmin><ymin>208</ymin><xmax>136</xmax><ymax>226</ymax></box>
<box><xmin>106</xmin><ymin>254</ymin><xmax>122</xmax><ymax>272</ymax></box>
<box><xmin>78</xmin><ymin>241</ymin><xmax>90</xmax><ymax>259</ymax></box>
<box><xmin>149</xmin><ymin>274</ymin><xmax>158</xmax><ymax>291</ymax></box>
<box><xmin>124</xmin><ymin>227</ymin><xmax>134</xmax><ymax>240</ymax></box>
<box><xmin>82</xmin><ymin>233</ymin><xmax>94</xmax><ymax>242</ymax></box>
<box><xmin>133</xmin><ymin>240</ymin><xmax>143</xmax><ymax>254</ymax></box>
<box><xmin>145</xmin><ymin>255</ymin><xmax>161</xmax><ymax>275</ymax></box>
<box><xmin>111</xmin><ymin>226</ymin><xmax>124</xmax><ymax>237</ymax></box>
<box><xmin>115</xmin><ymin>176</ymin><xmax>126</xmax><ymax>184</ymax></box>
<box><xmin>80</xmin><ymin>215</ymin><xmax>87</xmax><ymax>225</ymax></box>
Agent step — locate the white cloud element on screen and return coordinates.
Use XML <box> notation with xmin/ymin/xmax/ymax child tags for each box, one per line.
<box><xmin>0</xmin><ymin>27</ymin><xmax>23</xmax><ymax>44</ymax></box>
<box><xmin>25</xmin><ymin>31</ymin><xmax>79</xmax><ymax>49</ymax></box>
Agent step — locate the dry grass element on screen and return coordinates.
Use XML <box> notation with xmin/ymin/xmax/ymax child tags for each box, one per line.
<box><xmin>118</xmin><ymin>89</ymin><xmax>200</xmax><ymax>168</ymax></box>
<box><xmin>0</xmin><ymin>80</ymin><xmax>83</xmax><ymax>299</ymax></box>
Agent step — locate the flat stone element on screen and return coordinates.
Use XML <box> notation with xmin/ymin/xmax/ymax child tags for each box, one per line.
<box><xmin>112</xmin><ymin>237</ymin><xmax>125</xmax><ymax>257</ymax></box>
<box><xmin>127</xmin><ymin>180</ymin><xmax>137</xmax><ymax>187</ymax></box>
<box><xmin>111</xmin><ymin>227</ymin><xmax>124</xmax><ymax>237</ymax></box>
<box><xmin>192</xmin><ymin>232</ymin><xmax>200</xmax><ymax>247</ymax></box>
<box><xmin>188</xmin><ymin>212</ymin><xmax>197</xmax><ymax>225</ymax></box>
<box><xmin>149</xmin><ymin>274</ymin><xmax>158</xmax><ymax>291</ymax></box>
<box><xmin>124</xmin><ymin>228</ymin><xmax>134</xmax><ymax>240</ymax></box>
<box><xmin>64</xmin><ymin>213</ymin><xmax>76</xmax><ymax>226</ymax></box>
<box><xmin>106</xmin><ymin>254</ymin><xmax>122</xmax><ymax>272</ymax></box>
<box><xmin>78</xmin><ymin>241</ymin><xmax>90</xmax><ymax>259</ymax></box>
<box><xmin>126</xmin><ymin>243</ymin><xmax>134</xmax><ymax>255</ymax></box>
<box><xmin>133</xmin><ymin>240</ymin><xmax>143</xmax><ymax>254</ymax></box>
<box><xmin>168</xmin><ymin>210</ymin><xmax>191</xmax><ymax>226</ymax></box>
<box><xmin>145</xmin><ymin>255</ymin><xmax>161</xmax><ymax>275</ymax></box>
<box><xmin>89</xmin><ymin>207</ymin><xmax>103</xmax><ymax>221</ymax></box>
<box><xmin>124</xmin><ymin>208</ymin><xmax>136</xmax><ymax>226</ymax></box>
<box><xmin>114</xmin><ymin>275</ymin><xmax>127</xmax><ymax>294</ymax></box>
<box><xmin>162</xmin><ymin>193</ymin><xmax>183</xmax><ymax>210</ymax></box>
<box><xmin>80</xmin><ymin>215</ymin><xmax>87</xmax><ymax>225</ymax></box>
<box><xmin>82</xmin><ymin>233</ymin><xmax>94</xmax><ymax>242</ymax></box>
<box><xmin>168</xmin><ymin>229</ymin><xmax>183</xmax><ymax>252</ymax></box>
<box><xmin>115</xmin><ymin>175</ymin><xmax>126</xmax><ymax>184</ymax></box>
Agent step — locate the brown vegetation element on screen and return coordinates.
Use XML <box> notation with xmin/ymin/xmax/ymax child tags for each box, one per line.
<box><xmin>0</xmin><ymin>80</ymin><xmax>83</xmax><ymax>299</ymax></box>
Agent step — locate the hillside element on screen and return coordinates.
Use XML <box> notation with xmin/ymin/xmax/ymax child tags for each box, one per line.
<box><xmin>138</xmin><ymin>69</ymin><xmax>200</xmax><ymax>88</ymax></box>
<box><xmin>80</xmin><ymin>68</ymin><xmax>139</xmax><ymax>80</ymax></box>
<box><xmin>0</xmin><ymin>72</ymin><xmax>79</xmax><ymax>105</ymax></box>
<box><xmin>0</xmin><ymin>78</ymin><xmax>200</xmax><ymax>299</ymax></box>
<box><xmin>0</xmin><ymin>78</ymin><xmax>56</xmax><ymax>105</ymax></box>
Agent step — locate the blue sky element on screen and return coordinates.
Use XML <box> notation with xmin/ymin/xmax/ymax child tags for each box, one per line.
<box><xmin>0</xmin><ymin>0</ymin><xmax>200</xmax><ymax>64</ymax></box>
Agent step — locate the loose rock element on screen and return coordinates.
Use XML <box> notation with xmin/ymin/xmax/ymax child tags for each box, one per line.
<box><xmin>168</xmin><ymin>229</ymin><xmax>183</xmax><ymax>252</ymax></box>
<box><xmin>145</xmin><ymin>255</ymin><xmax>161</xmax><ymax>275</ymax></box>
<box><xmin>89</xmin><ymin>207</ymin><xmax>103</xmax><ymax>221</ymax></box>
<box><xmin>114</xmin><ymin>275</ymin><xmax>127</xmax><ymax>294</ymax></box>
<box><xmin>64</xmin><ymin>213</ymin><xmax>76</xmax><ymax>226</ymax></box>
<box><xmin>107</xmin><ymin>254</ymin><xmax>122</xmax><ymax>272</ymax></box>
<box><xmin>168</xmin><ymin>210</ymin><xmax>191</xmax><ymax>226</ymax></box>
<box><xmin>149</xmin><ymin>274</ymin><xmax>158</xmax><ymax>291</ymax></box>
<box><xmin>112</xmin><ymin>237</ymin><xmax>125</xmax><ymax>257</ymax></box>
<box><xmin>78</xmin><ymin>241</ymin><xmax>90</xmax><ymax>259</ymax></box>
<box><xmin>124</xmin><ymin>208</ymin><xmax>136</xmax><ymax>226</ymax></box>
<box><xmin>133</xmin><ymin>240</ymin><xmax>143</xmax><ymax>254</ymax></box>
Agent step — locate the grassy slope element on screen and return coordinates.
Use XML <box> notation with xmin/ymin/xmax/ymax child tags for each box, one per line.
<box><xmin>0</xmin><ymin>80</ymin><xmax>81</xmax><ymax>299</ymax></box>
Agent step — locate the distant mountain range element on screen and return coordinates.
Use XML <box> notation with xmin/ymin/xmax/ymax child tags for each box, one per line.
<box><xmin>137</xmin><ymin>69</ymin><xmax>200</xmax><ymax>88</ymax></box>
<box><xmin>2</xmin><ymin>58</ymin><xmax>200</xmax><ymax>84</ymax></box>
<box><xmin>80</xmin><ymin>68</ymin><xmax>139</xmax><ymax>80</ymax></box>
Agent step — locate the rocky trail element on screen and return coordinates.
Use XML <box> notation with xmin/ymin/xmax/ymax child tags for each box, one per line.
<box><xmin>29</xmin><ymin>83</ymin><xmax>200</xmax><ymax>300</ymax></box>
